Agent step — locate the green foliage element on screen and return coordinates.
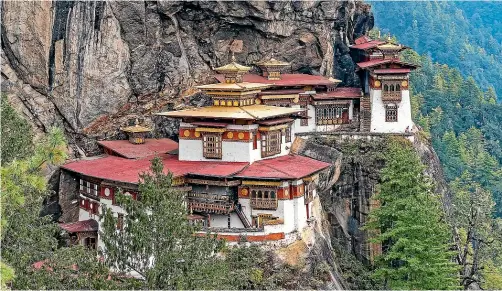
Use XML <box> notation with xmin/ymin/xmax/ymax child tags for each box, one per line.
<box><xmin>364</xmin><ymin>138</ymin><xmax>460</xmax><ymax>289</ymax></box>
<box><xmin>1</xmin><ymin>94</ymin><xmax>34</xmax><ymax>165</ymax></box>
<box><xmin>1</xmin><ymin>127</ymin><xmax>127</xmax><ymax>289</ymax></box>
<box><xmin>100</xmin><ymin>157</ymin><xmax>226</xmax><ymax>289</ymax></box>
<box><xmin>1</xmin><ymin>127</ymin><xmax>67</xmax><ymax>232</ymax></box>
<box><xmin>223</xmin><ymin>245</ymin><xmax>326</xmax><ymax>289</ymax></box>
<box><xmin>9</xmin><ymin>245</ymin><xmax>139</xmax><ymax>290</ymax></box>
<box><xmin>393</xmin><ymin>45</ymin><xmax>502</xmax><ymax>218</ymax></box>
<box><xmin>450</xmin><ymin>174</ymin><xmax>502</xmax><ymax>288</ymax></box>
<box><xmin>373</xmin><ymin>1</ymin><xmax>502</xmax><ymax>101</ymax></box>
<box><xmin>331</xmin><ymin>239</ymin><xmax>377</xmax><ymax>289</ymax></box>
<box><xmin>0</xmin><ymin>127</ymin><xmax>68</xmax><ymax>289</ymax></box>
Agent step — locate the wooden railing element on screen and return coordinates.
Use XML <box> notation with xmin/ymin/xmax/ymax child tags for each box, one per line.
<box><xmin>187</xmin><ymin>192</ymin><xmax>234</xmax><ymax>214</ymax></box>
<box><xmin>316</xmin><ymin>118</ymin><xmax>350</xmax><ymax>125</ymax></box>
<box><xmin>382</xmin><ymin>91</ymin><xmax>402</xmax><ymax>101</ymax></box>
<box><xmin>251</xmin><ymin>198</ymin><xmax>278</xmax><ymax>210</ymax></box>
<box><xmin>187</xmin><ymin>200</ymin><xmax>234</xmax><ymax>214</ymax></box>
<box><xmin>187</xmin><ymin>192</ymin><xmax>230</xmax><ymax>202</ymax></box>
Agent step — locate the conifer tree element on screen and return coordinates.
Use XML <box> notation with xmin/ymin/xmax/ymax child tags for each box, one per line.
<box><xmin>364</xmin><ymin>138</ymin><xmax>460</xmax><ymax>289</ymax></box>
<box><xmin>100</xmin><ymin>157</ymin><xmax>226</xmax><ymax>289</ymax></box>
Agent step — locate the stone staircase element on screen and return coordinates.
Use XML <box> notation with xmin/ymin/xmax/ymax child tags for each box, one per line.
<box><xmin>235</xmin><ymin>207</ymin><xmax>252</xmax><ymax>228</ymax></box>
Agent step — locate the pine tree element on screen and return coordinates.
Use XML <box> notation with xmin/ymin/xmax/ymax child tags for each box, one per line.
<box><xmin>0</xmin><ymin>94</ymin><xmax>34</xmax><ymax>165</ymax></box>
<box><xmin>100</xmin><ymin>157</ymin><xmax>226</xmax><ymax>289</ymax></box>
<box><xmin>364</xmin><ymin>138</ymin><xmax>460</xmax><ymax>289</ymax></box>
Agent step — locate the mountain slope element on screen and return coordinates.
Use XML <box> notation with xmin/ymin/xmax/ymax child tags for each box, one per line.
<box><xmin>372</xmin><ymin>1</ymin><xmax>502</xmax><ymax>102</ymax></box>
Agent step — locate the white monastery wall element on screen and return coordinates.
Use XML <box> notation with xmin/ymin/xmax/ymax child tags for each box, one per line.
<box><xmin>207</xmin><ymin>213</ymin><xmax>245</xmax><ymax>228</ymax></box>
<box><xmin>370</xmin><ymin>89</ymin><xmax>413</xmax><ymax>133</ymax></box>
<box><xmin>293</xmin><ymin>104</ymin><xmax>316</xmax><ymax>134</ymax></box>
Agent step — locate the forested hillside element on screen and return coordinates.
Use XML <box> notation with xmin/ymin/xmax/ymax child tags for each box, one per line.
<box><xmin>364</xmin><ymin>29</ymin><xmax>502</xmax><ymax>289</ymax></box>
<box><xmin>372</xmin><ymin>1</ymin><xmax>502</xmax><ymax>101</ymax></box>
<box><xmin>400</xmin><ymin>48</ymin><xmax>502</xmax><ymax>217</ymax></box>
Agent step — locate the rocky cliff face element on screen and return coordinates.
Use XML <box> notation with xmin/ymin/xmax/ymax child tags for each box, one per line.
<box><xmin>295</xmin><ymin>135</ymin><xmax>452</xmax><ymax>274</ymax></box>
<box><xmin>1</xmin><ymin>0</ymin><xmax>373</xmax><ymax>156</ymax></box>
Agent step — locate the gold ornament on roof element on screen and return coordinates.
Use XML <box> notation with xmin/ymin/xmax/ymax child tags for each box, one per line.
<box><xmin>256</xmin><ymin>57</ymin><xmax>290</xmax><ymax>67</ymax></box>
<box><xmin>121</xmin><ymin>118</ymin><xmax>152</xmax><ymax>133</ymax></box>
<box><xmin>214</xmin><ymin>52</ymin><xmax>252</xmax><ymax>73</ymax></box>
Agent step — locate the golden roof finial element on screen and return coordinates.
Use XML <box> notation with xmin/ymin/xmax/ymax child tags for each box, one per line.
<box><xmin>387</xmin><ymin>33</ymin><xmax>392</xmax><ymax>42</ymax></box>
<box><xmin>231</xmin><ymin>51</ymin><xmax>236</xmax><ymax>63</ymax></box>
<box><xmin>135</xmin><ymin>118</ymin><xmax>139</xmax><ymax>126</ymax></box>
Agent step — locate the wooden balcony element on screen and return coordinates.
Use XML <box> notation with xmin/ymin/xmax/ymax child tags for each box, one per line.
<box><xmin>187</xmin><ymin>192</ymin><xmax>231</xmax><ymax>202</ymax></box>
<box><xmin>382</xmin><ymin>91</ymin><xmax>402</xmax><ymax>102</ymax></box>
<box><xmin>187</xmin><ymin>200</ymin><xmax>234</xmax><ymax>214</ymax></box>
<box><xmin>187</xmin><ymin>192</ymin><xmax>234</xmax><ymax>214</ymax></box>
<box><xmin>251</xmin><ymin>198</ymin><xmax>278</xmax><ymax>210</ymax></box>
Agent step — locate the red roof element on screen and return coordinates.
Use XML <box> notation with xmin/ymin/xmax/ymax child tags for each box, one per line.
<box><xmin>373</xmin><ymin>68</ymin><xmax>411</xmax><ymax>74</ymax></box>
<box><xmin>215</xmin><ymin>73</ymin><xmax>334</xmax><ymax>87</ymax></box>
<box><xmin>350</xmin><ymin>40</ymin><xmax>386</xmax><ymax>50</ymax></box>
<box><xmin>62</xmin><ymin>154</ymin><xmax>248</xmax><ymax>184</ymax></box>
<box><xmin>235</xmin><ymin>154</ymin><xmax>330</xmax><ymax>180</ymax></box>
<box><xmin>59</xmin><ymin>219</ymin><xmax>99</xmax><ymax>233</ymax></box>
<box><xmin>356</xmin><ymin>59</ymin><xmax>418</xmax><ymax>69</ymax></box>
<box><xmin>313</xmin><ymin>87</ymin><xmax>362</xmax><ymax>100</ymax></box>
<box><xmin>98</xmin><ymin>138</ymin><xmax>178</xmax><ymax>159</ymax></box>
<box><xmin>354</xmin><ymin>36</ymin><xmax>372</xmax><ymax>45</ymax></box>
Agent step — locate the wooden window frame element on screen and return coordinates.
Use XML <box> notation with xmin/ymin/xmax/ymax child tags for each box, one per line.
<box><xmin>261</xmin><ymin>130</ymin><xmax>281</xmax><ymax>158</ymax></box>
<box><xmin>315</xmin><ymin>105</ymin><xmax>349</xmax><ymax>125</ymax></box>
<box><xmin>385</xmin><ymin>104</ymin><xmax>398</xmax><ymax>122</ymax></box>
<box><xmin>203</xmin><ymin>133</ymin><xmax>222</xmax><ymax>159</ymax></box>
<box><xmin>252</xmin><ymin>132</ymin><xmax>258</xmax><ymax>150</ymax></box>
<box><xmin>300</xmin><ymin>104</ymin><xmax>308</xmax><ymax>126</ymax></box>
<box><xmin>250</xmin><ymin>188</ymin><xmax>278</xmax><ymax>210</ymax></box>
<box><xmin>284</xmin><ymin>126</ymin><xmax>291</xmax><ymax>143</ymax></box>
<box><xmin>304</xmin><ymin>182</ymin><xmax>315</xmax><ymax>205</ymax></box>
<box><xmin>79</xmin><ymin>179</ymin><xmax>99</xmax><ymax>199</ymax></box>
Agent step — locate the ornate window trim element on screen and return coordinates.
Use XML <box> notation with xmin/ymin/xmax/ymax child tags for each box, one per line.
<box><xmin>202</xmin><ymin>133</ymin><xmax>222</xmax><ymax>159</ymax></box>
<box><xmin>385</xmin><ymin>104</ymin><xmax>398</xmax><ymax>122</ymax></box>
<box><xmin>250</xmin><ymin>188</ymin><xmax>278</xmax><ymax>210</ymax></box>
<box><xmin>284</xmin><ymin>126</ymin><xmax>291</xmax><ymax>143</ymax></box>
<box><xmin>261</xmin><ymin>130</ymin><xmax>281</xmax><ymax>158</ymax></box>
<box><xmin>79</xmin><ymin>179</ymin><xmax>99</xmax><ymax>199</ymax></box>
<box><xmin>315</xmin><ymin>105</ymin><xmax>349</xmax><ymax>125</ymax></box>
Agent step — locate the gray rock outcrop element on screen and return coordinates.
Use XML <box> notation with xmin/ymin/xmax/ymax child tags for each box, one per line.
<box><xmin>1</xmin><ymin>0</ymin><xmax>374</xmax><ymax>156</ymax></box>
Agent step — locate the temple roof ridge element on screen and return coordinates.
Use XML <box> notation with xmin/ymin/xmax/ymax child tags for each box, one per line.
<box><xmin>256</xmin><ymin>57</ymin><xmax>290</xmax><ymax>67</ymax></box>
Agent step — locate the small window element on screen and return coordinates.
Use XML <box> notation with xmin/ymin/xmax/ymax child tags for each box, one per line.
<box><xmin>385</xmin><ymin>105</ymin><xmax>398</xmax><ymax>122</ymax></box>
<box><xmin>85</xmin><ymin>237</ymin><xmax>96</xmax><ymax>250</ymax></box>
<box><xmin>203</xmin><ymin>133</ymin><xmax>222</xmax><ymax>159</ymax></box>
<box><xmin>261</xmin><ymin>131</ymin><xmax>282</xmax><ymax>157</ymax></box>
<box><xmin>253</xmin><ymin>133</ymin><xmax>258</xmax><ymax>150</ymax></box>
<box><xmin>285</xmin><ymin>126</ymin><xmax>291</xmax><ymax>143</ymax></box>
<box><xmin>300</xmin><ymin>104</ymin><xmax>308</xmax><ymax>126</ymax></box>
